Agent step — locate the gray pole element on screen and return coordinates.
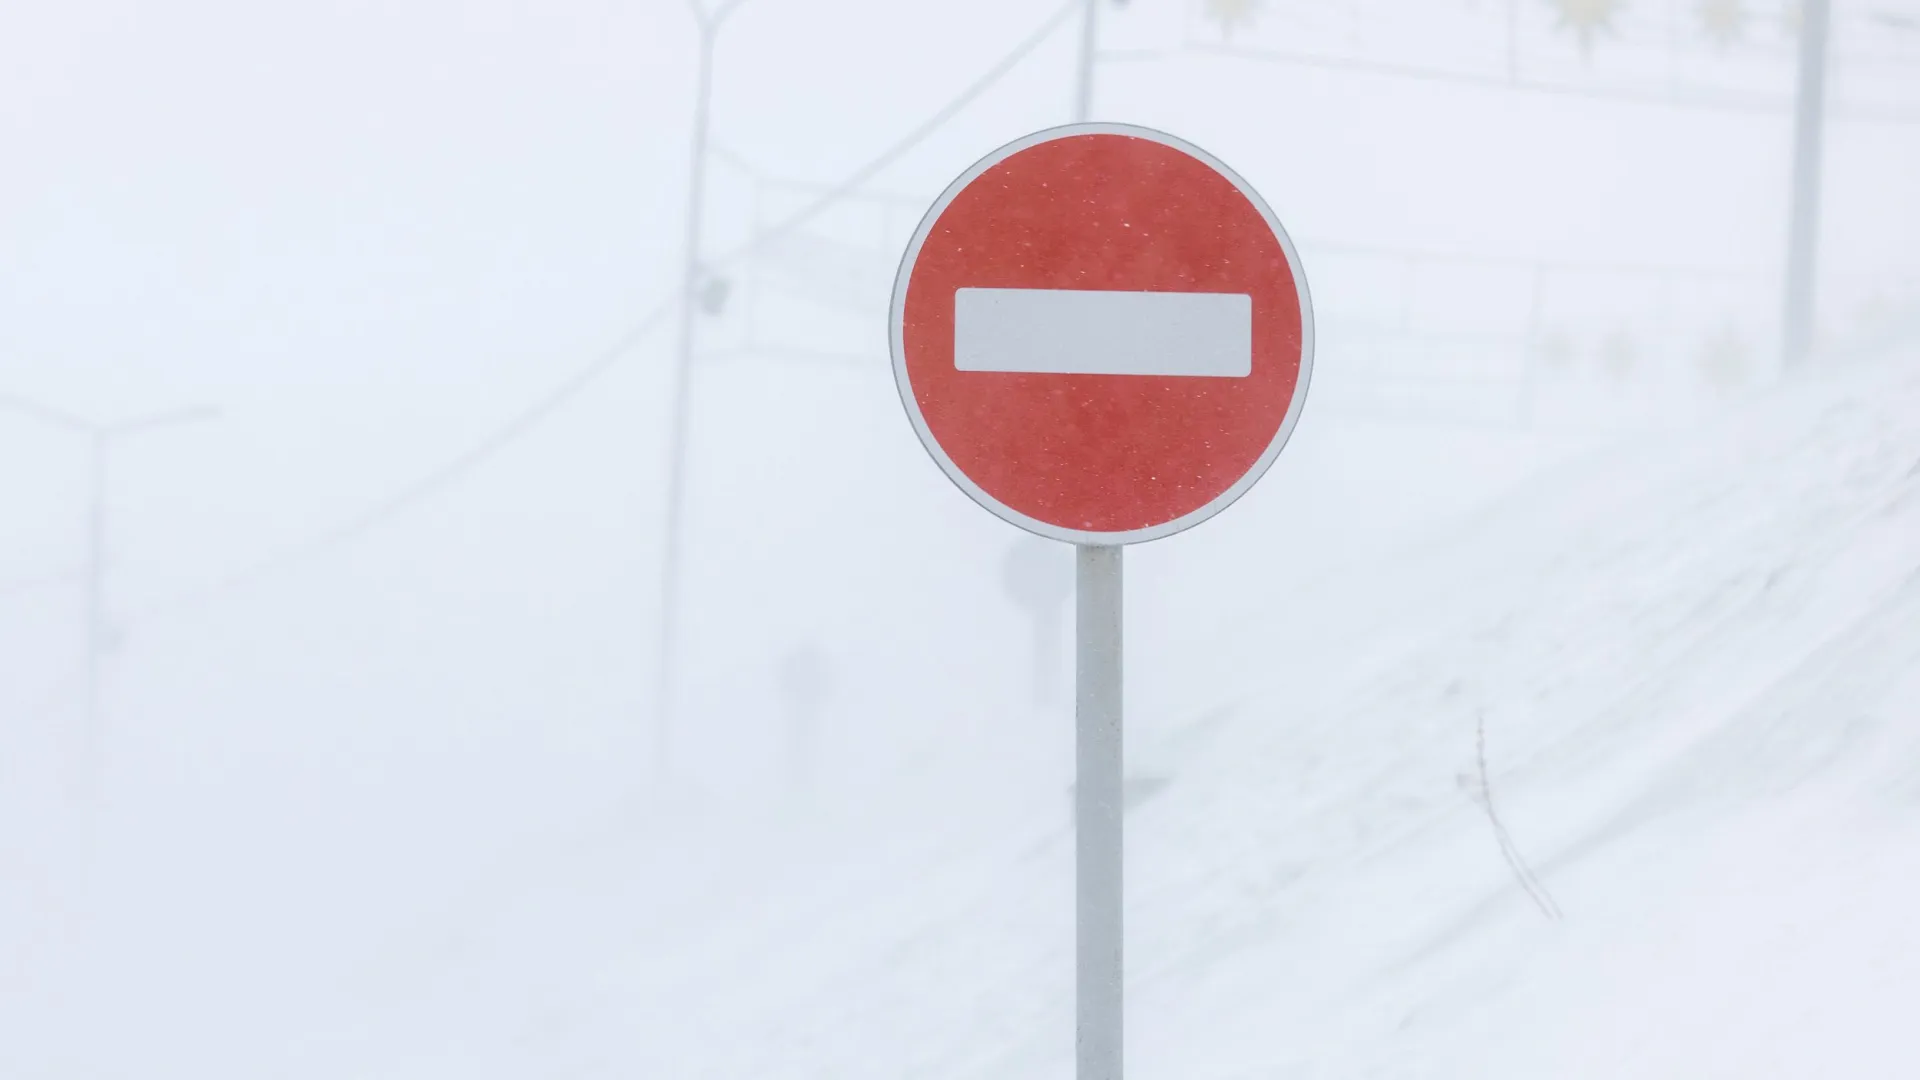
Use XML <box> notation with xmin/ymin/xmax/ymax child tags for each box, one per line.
<box><xmin>0</xmin><ymin>399</ymin><xmax>218</xmax><ymax>795</ymax></box>
<box><xmin>1504</xmin><ymin>0</ymin><xmax>1519</xmax><ymax>82</ymax></box>
<box><xmin>1074</xmin><ymin>0</ymin><xmax>1099</xmax><ymax>123</ymax></box>
<box><xmin>1076</xmin><ymin>543</ymin><xmax>1123</xmax><ymax>1080</ymax></box>
<box><xmin>0</xmin><ymin>396</ymin><xmax>214</xmax><ymax>795</ymax></box>
<box><xmin>1035</xmin><ymin>605</ymin><xmax>1063</xmax><ymax>707</ymax></box>
<box><xmin>80</xmin><ymin>433</ymin><xmax>105</xmax><ymax>795</ymax></box>
<box><xmin>81</xmin><ymin>406</ymin><xmax>218</xmax><ymax>793</ymax></box>
<box><xmin>657</xmin><ymin>11</ymin><xmax>722</xmax><ymax>781</ymax></box>
<box><xmin>1782</xmin><ymin>0</ymin><xmax>1830</xmax><ymax>369</ymax></box>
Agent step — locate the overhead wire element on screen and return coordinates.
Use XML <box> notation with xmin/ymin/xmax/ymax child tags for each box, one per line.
<box><xmin>1103</xmin><ymin>36</ymin><xmax>1920</xmax><ymax>124</ymax></box>
<box><xmin>136</xmin><ymin>303</ymin><xmax>674</xmax><ymax>619</ymax></box>
<box><xmin>709</xmin><ymin>0</ymin><xmax>1081</xmax><ymax>267</ymax></box>
<box><xmin>0</xmin><ymin>569</ymin><xmax>80</xmax><ymax>601</ymax></box>
<box><xmin>135</xmin><ymin>0</ymin><xmax>1082</xmax><ymax>621</ymax></box>
<box><xmin>708</xmin><ymin>143</ymin><xmax>926</xmax><ymax>209</ymax></box>
<box><xmin>1188</xmin><ymin>40</ymin><xmax>1791</xmax><ymax>114</ymax></box>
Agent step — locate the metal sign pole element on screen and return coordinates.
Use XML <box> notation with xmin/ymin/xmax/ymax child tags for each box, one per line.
<box><xmin>1076</xmin><ymin>543</ymin><xmax>1123</xmax><ymax>1080</ymax></box>
<box><xmin>81</xmin><ymin>432</ymin><xmax>106</xmax><ymax>797</ymax></box>
<box><xmin>1782</xmin><ymin>0</ymin><xmax>1830</xmax><ymax>370</ymax></box>
<box><xmin>656</xmin><ymin>14</ymin><xmax>719</xmax><ymax>782</ymax></box>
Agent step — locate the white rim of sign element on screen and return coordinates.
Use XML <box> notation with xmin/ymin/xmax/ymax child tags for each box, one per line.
<box><xmin>888</xmin><ymin>121</ymin><xmax>1316</xmax><ymax>546</ymax></box>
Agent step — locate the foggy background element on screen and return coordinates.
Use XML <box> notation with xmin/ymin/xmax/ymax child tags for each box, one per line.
<box><xmin>4</xmin><ymin>0</ymin><xmax>1919</xmax><ymax>1075</ymax></box>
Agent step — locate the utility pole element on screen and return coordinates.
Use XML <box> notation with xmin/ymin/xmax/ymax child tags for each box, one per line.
<box><xmin>1782</xmin><ymin>0</ymin><xmax>1831</xmax><ymax>369</ymax></box>
<box><xmin>84</xmin><ymin>429</ymin><xmax>106</xmax><ymax>760</ymax></box>
<box><xmin>658</xmin><ymin>0</ymin><xmax>752</xmax><ymax>782</ymax></box>
<box><xmin>1003</xmin><ymin>536</ymin><xmax>1073</xmax><ymax>708</ymax></box>
<box><xmin>1075</xmin><ymin>0</ymin><xmax>1101</xmax><ymax>123</ymax></box>
<box><xmin>777</xmin><ymin>644</ymin><xmax>832</xmax><ymax>801</ymax></box>
<box><xmin>0</xmin><ymin>395</ymin><xmax>218</xmax><ymax>796</ymax></box>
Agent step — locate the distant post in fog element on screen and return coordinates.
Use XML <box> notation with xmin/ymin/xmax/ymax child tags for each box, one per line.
<box><xmin>1782</xmin><ymin>0</ymin><xmax>1830</xmax><ymax>369</ymax></box>
<box><xmin>1075</xmin><ymin>0</ymin><xmax>1100</xmax><ymax>123</ymax></box>
<box><xmin>0</xmin><ymin>395</ymin><xmax>218</xmax><ymax>798</ymax></box>
<box><xmin>659</xmin><ymin>0</ymin><xmax>755</xmax><ymax>783</ymax></box>
<box><xmin>1003</xmin><ymin>537</ymin><xmax>1073</xmax><ymax>708</ymax></box>
<box><xmin>777</xmin><ymin>644</ymin><xmax>833</xmax><ymax>798</ymax></box>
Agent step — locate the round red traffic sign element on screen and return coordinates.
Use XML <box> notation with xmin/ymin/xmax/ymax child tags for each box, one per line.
<box><xmin>890</xmin><ymin>122</ymin><xmax>1313</xmax><ymax>545</ymax></box>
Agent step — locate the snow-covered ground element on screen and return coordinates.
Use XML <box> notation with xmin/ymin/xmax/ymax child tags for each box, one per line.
<box><xmin>580</xmin><ymin>337</ymin><xmax>1920</xmax><ymax>1080</ymax></box>
<box><xmin>15</xmin><ymin>337</ymin><xmax>1910</xmax><ymax>1079</ymax></box>
<box><xmin>369</xmin><ymin>344</ymin><xmax>1920</xmax><ymax>1080</ymax></box>
<box><xmin>610</xmin><ymin>339</ymin><xmax>1920</xmax><ymax>1080</ymax></box>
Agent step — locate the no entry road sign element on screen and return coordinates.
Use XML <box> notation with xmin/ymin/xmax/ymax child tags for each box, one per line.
<box><xmin>889</xmin><ymin>122</ymin><xmax>1313</xmax><ymax>545</ymax></box>
<box><xmin>889</xmin><ymin>121</ymin><xmax>1313</xmax><ymax>1080</ymax></box>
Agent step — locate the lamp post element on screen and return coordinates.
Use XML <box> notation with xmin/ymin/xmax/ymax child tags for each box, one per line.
<box><xmin>0</xmin><ymin>395</ymin><xmax>219</xmax><ymax>795</ymax></box>
<box><xmin>1782</xmin><ymin>0</ymin><xmax>1831</xmax><ymax>369</ymax></box>
<box><xmin>657</xmin><ymin>0</ymin><xmax>754</xmax><ymax>781</ymax></box>
<box><xmin>1075</xmin><ymin>0</ymin><xmax>1101</xmax><ymax>122</ymax></box>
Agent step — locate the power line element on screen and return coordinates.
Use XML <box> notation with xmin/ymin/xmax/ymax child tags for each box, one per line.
<box><xmin>0</xmin><ymin>394</ymin><xmax>89</xmax><ymax>432</ymax></box>
<box><xmin>699</xmin><ymin>345</ymin><xmax>876</xmax><ymax>368</ymax></box>
<box><xmin>1103</xmin><ymin>39</ymin><xmax>1920</xmax><ymax>123</ymax></box>
<box><xmin>136</xmin><ymin>0</ymin><xmax>1085</xmax><ymax>625</ymax></box>
<box><xmin>137</xmin><ymin>302</ymin><xmax>673</xmax><ymax>620</ymax></box>
<box><xmin>0</xmin><ymin>569</ymin><xmax>79</xmax><ymax>600</ymax></box>
<box><xmin>1298</xmin><ymin>237</ymin><xmax>1770</xmax><ymax>280</ymax></box>
<box><xmin>1200</xmin><ymin>38</ymin><xmax>1781</xmax><ymax>114</ymax></box>
<box><xmin>712</xmin><ymin>0</ymin><xmax>1082</xmax><ymax>269</ymax></box>
<box><xmin>708</xmin><ymin>143</ymin><xmax>926</xmax><ymax>209</ymax></box>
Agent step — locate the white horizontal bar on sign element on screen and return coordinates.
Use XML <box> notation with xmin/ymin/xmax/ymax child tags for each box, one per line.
<box><xmin>953</xmin><ymin>288</ymin><xmax>1253</xmax><ymax>378</ymax></box>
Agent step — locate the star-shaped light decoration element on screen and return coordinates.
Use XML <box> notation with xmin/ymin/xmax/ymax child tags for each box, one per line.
<box><xmin>1550</xmin><ymin>0</ymin><xmax>1626</xmax><ymax>57</ymax></box>
<box><xmin>1699</xmin><ymin>0</ymin><xmax>1749</xmax><ymax>46</ymax></box>
<box><xmin>1205</xmin><ymin>0</ymin><xmax>1264</xmax><ymax>40</ymax></box>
